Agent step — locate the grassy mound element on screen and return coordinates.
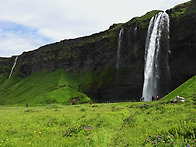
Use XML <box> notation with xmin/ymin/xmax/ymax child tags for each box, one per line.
<box><xmin>0</xmin><ymin>69</ymin><xmax>91</xmax><ymax>106</ymax></box>
<box><xmin>161</xmin><ymin>75</ymin><xmax>196</xmax><ymax>103</ymax></box>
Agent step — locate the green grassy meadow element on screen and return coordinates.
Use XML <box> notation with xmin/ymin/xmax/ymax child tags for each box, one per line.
<box><xmin>0</xmin><ymin>101</ymin><xmax>195</xmax><ymax>147</ymax></box>
<box><xmin>0</xmin><ymin>76</ymin><xmax>195</xmax><ymax>146</ymax></box>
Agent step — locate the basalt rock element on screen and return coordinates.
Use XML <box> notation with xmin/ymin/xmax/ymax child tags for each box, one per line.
<box><xmin>0</xmin><ymin>57</ymin><xmax>17</xmax><ymax>77</ymax></box>
<box><xmin>167</xmin><ymin>2</ymin><xmax>196</xmax><ymax>93</ymax></box>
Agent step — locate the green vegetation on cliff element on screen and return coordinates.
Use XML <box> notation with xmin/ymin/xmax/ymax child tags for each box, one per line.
<box><xmin>125</xmin><ymin>10</ymin><xmax>161</xmax><ymax>29</ymax></box>
<box><xmin>0</xmin><ymin>65</ymin><xmax>119</xmax><ymax>105</ymax></box>
<box><xmin>170</xmin><ymin>1</ymin><xmax>196</xmax><ymax>18</ymax></box>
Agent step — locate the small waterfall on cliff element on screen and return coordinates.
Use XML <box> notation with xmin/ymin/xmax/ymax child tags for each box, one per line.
<box><xmin>116</xmin><ymin>27</ymin><xmax>124</xmax><ymax>69</ymax></box>
<box><xmin>8</xmin><ymin>56</ymin><xmax>18</xmax><ymax>78</ymax></box>
<box><xmin>142</xmin><ymin>12</ymin><xmax>170</xmax><ymax>101</ymax></box>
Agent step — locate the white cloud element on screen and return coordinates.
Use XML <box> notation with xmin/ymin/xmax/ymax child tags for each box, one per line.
<box><xmin>0</xmin><ymin>35</ymin><xmax>38</xmax><ymax>57</ymax></box>
<box><xmin>0</xmin><ymin>0</ymin><xmax>190</xmax><ymax>57</ymax></box>
<box><xmin>0</xmin><ymin>22</ymin><xmax>52</xmax><ymax>57</ymax></box>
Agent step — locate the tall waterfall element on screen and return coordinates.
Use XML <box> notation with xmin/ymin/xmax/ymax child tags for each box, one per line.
<box><xmin>8</xmin><ymin>56</ymin><xmax>18</xmax><ymax>78</ymax></box>
<box><xmin>116</xmin><ymin>27</ymin><xmax>124</xmax><ymax>69</ymax></box>
<box><xmin>142</xmin><ymin>12</ymin><xmax>170</xmax><ymax>101</ymax></box>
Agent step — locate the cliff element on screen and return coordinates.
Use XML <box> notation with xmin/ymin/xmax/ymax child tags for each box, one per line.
<box><xmin>167</xmin><ymin>2</ymin><xmax>196</xmax><ymax>92</ymax></box>
<box><xmin>0</xmin><ymin>1</ymin><xmax>195</xmax><ymax>104</ymax></box>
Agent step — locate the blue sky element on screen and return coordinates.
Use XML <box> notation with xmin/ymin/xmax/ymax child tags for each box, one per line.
<box><xmin>0</xmin><ymin>0</ymin><xmax>189</xmax><ymax>57</ymax></box>
<box><xmin>0</xmin><ymin>22</ymin><xmax>52</xmax><ymax>42</ymax></box>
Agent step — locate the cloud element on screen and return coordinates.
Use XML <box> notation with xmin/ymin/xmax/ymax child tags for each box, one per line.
<box><xmin>0</xmin><ymin>0</ymin><xmax>189</xmax><ymax>57</ymax></box>
<box><xmin>0</xmin><ymin>22</ymin><xmax>52</xmax><ymax>57</ymax></box>
<box><xmin>158</xmin><ymin>0</ymin><xmax>190</xmax><ymax>9</ymax></box>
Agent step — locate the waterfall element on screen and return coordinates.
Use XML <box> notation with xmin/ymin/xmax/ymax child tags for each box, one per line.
<box><xmin>142</xmin><ymin>12</ymin><xmax>170</xmax><ymax>101</ymax></box>
<box><xmin>8</xmin><ymin>56</ymin><xmax>18</xmax><ymax>78</ymax></box>
<box><xmin>116</xmin><ymin>27</ymin><xmax>124</xmax><ymax>69</ymax></box>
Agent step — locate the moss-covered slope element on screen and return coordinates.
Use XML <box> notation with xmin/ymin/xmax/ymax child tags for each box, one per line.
<box><xmin>0</xmin><ymin>70</ymin><xmax>91</xmax><ymax>105</ymax></box>
<box><xmin>162</xmin><ymin>75</ymin><xmax>196</xmax><ymax>103</ymax></box>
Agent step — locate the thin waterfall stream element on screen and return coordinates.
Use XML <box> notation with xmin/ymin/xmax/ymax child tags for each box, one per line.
<box><xmin>8</xmin><ymin>56</ymin><xmax>18</xmax><ymax>78</ymax></box>
<box><xmin>116</xmin><ymin>27</ymin><xmax>124</xmax><ymax>69</ymax></box>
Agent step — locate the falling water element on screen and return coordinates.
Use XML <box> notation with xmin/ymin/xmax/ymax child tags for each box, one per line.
<box><xmin>142</xmin><ymin>12</ymin><xmax>170</xmax><ymax>101</ymax></box>
<box><xmin>116</xmin><ymin>27</ymin><xmax>124</xmax><ymax>69</ymax></box>
<box><xmin>8</xmin><ymin>56</ymin><xmax>18</xmax><ymax>78</ymax></box>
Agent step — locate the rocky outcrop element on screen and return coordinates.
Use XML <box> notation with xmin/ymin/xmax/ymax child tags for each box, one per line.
<box><xmin>171</xmin><ymin>96</ymin><xmax>186</xmax><ymax>103</ymax></box>
<box><xmin>0</xmin><ymin>1</ymin><xmax>195</xmax><ymax>102</ymax></box>
<box><xmin>0</xmin><ymin>57</ymin><xmax>16</xmax><ymax>76</ymax></box>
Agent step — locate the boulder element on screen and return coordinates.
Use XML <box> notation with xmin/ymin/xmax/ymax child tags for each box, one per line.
<box><xmin>171</xmin><ymin>96</ymin><xmax>186</xmax><ymax>103</ymax></box>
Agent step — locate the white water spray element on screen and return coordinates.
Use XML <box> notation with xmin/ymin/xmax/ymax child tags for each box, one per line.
<box><xmin>142</xmin><ymin>12</ymin><xmax>170</xmax><ymax>101</ymax></box>
<box><xmin>116</xmin><ymin>27</ymin><xmax>124</xmax><ymax>69</ymax></box>
<box><xmin>8</xmin><ymin>56</ymin><xmax>18</xmax><ymax>78</ymax></box>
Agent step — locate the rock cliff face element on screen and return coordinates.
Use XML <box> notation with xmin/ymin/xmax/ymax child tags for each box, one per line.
<box><xmin>0</xmin><ymin>1</ymin><xmax>195</xmax><ymax>102</ymax></box>
<box><xmin>0</xmin><ymin>57</ymin><xmax>15</xmax><ymax>76</ymax></box>
<box><xmin>18</xmin><ymin>28</ymin><xmax>119</xmax><ymax>76</ymax></box>
<box><xmin>167</xmin><ymin>2</ymin><xmax>196</xmax><ymax>93</ymax></box>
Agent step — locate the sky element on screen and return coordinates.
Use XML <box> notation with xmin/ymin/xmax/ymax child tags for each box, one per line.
<box><xmin>0</xmin><ymin>0</ymin><xmax>189</xmax><ymax>57</ymax></box>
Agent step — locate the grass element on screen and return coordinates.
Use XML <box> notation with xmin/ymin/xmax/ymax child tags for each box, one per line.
<box><xmin>1</xmin><ymin>74</ymin><xmax>196</xmax><ymax>146</ymax></box>
<box><xmin>0</xmin><ymin>100</ymin><xmax>195</xmax><ymax>146</ymax></box>
<box><xmin>161</xmin><ymin>75</ymin><xmax>196</xmax><ymax>102</ymax></box>
<box><xmin>0</xmin><ymin>69</ymin><xmax>91</xmax><ymax>106</ymax></box>
<box><xmin>0</xmin><ymin>67</ymin><xmax>119</xmax><ymax>105</ymax></box>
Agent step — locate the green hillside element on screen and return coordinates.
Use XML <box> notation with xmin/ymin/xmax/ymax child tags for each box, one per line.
<box><xmin>0</xmin><ymin>70</ymin><xmax>91</xmax><ymax>106</ymax></box>
<box><xmin>0</xmin><ymin>66</ymin><xmax>195</xmax><ymax>147</ymax></box>
<box><xmin>161</xmin><ymin>75</ymin><xmax>196</xmax><ymax>103</ymax></box>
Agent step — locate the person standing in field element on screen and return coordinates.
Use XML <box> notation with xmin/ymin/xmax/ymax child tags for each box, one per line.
<box><xmin>140</xmin><ymin>97</ymin><xmax>144</xmax><ymax>101</ymax></box>
<box><xmin>152</xmin><ymin>96</ymin><xmax>154</xmax><ymax>101</ymax></box>
<box><xmin>26</xmin><ymin>102</ymin><xmax>28</xmax><ymax>108</ymax></box>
